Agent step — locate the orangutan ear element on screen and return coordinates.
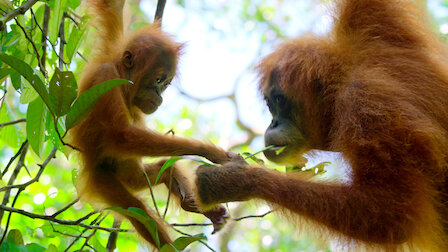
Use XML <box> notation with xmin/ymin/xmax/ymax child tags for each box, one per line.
<box><xmin>122</xmin><ymin>50</ymin><xmax>134</xmax><ymax>69</ymax></box>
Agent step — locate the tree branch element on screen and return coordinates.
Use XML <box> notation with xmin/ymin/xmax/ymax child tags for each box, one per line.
<box><xmin>106</xmin><ymin>218</ymin><xmax>122</xmax><ymax>252</ymax></box>
<box><xmin>58</xmin><ymin>15</ymin><xmax>66</xmax><ymax>70</ymax></box>
<box><xmin>0</xmin><ymin>142</ymin><xmax>28</xmax><ymax>223</ymax></box>
<box><xmin>51</xmin><ymin>198</ymin><xmax>79</xmax><ymax>217</ymax></box>
<box><xmin>0</xmin><ymin>188</ymin><xmax>24</xmax><ymax>247</ymax></box>
<box><xmin>14</xmin><ymin>17</ymin><xmax>47</xmax><ymax>78</ymax></box>
<box><xmin>170</xmin><ymin>210</ymin><xmax>273</xmax><ymax>227</ymax></box>
<box><xmin>0</xmin><ymin>147</ymin><xmax>57</xmax><ymax>193</ymax></box>
<box><xmin>1</xmin><ymin>140</ymin><xmax>27</xmax><ymax>177</ymax></box>
<box><xmin>154</xmin><ymin>0</ymin><xmax>167</xmax><ymax>25</ymax></box>
<box><xmin>172</xmin><ymin>227</ymin><xmax>215</xmax><ymax>252</ymax></box>
<box><xmin>40</xmin><ymin>5</ymin><xmax>50</xmax><ymax>71</ymax></box>
<box><xmin>0</xmin><ymin>0</ymin><xmax>39</xmax><ymax>31</ymax></box>
<box><xmin>0</xmin><ymin>204</ymin><xmax>129</xmax><ymax>233</ymax></box>
<box><xmin>0</xmin><ymin>118</ymin><xmax>26</xmax><ymax>129</ymax></box>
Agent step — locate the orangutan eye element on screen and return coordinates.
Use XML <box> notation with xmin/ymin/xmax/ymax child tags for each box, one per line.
<box><xmin>273</xmin><ymin>95</ymin><xmax>286</xmax><ymax>106</ymax></box>
<box><xmin>161</xmin><ymin>82</ymin><xmax>171</xmax><ymax>92</ymax></box>
<box><xmin>156</xmin><ymin>74</ymin><xmax>167</xmax><ymax>84</ymax></box>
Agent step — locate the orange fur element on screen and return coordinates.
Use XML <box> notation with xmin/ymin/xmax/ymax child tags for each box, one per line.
<box><xmin>196</xmin><ymin>0</ymin><xmax>448</xmax><ymax>250</ymax></box>
<box><xmin>71</xmin><ymin>0</ymin><xmax>229</xmax><ymax>248</ymax></box>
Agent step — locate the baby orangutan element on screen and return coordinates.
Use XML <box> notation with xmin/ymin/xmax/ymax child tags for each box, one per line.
<box><xmin>71</xmin><ymin>0</ymin><xmax>230</xmax><ymax>247</ymax></box>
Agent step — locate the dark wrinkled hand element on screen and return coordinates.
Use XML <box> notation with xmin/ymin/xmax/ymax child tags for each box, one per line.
<box><xmin>196</xmin><ymin>155</ymin><xmax>254</xmax><ymax>205</ymax></box>
<box><xmin>203</xmin><ymin>205</ymin><xmax>230</xmax><ymax>234</ymax></box>
<box><xmin>206</xmin><ymin>151</ymin><xmax>247</xmax><ymax>165</ymax></box>
<box><xmin>176</xmin><ymin>183</ymin><xmax>230</xmax><ymax>234</ymax></box>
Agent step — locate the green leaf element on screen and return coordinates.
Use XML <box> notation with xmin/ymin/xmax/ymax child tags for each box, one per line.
<box><xmin>40</xmin><ymin>223</ymin><xmax>79</xmax><ymax>238</ymax></box>
<box><xmin>65</xmin><ymin>79</ymin><xmax>131</xmax><ymax>130</ymax></box>
<box><xmin>65</xmin><ymin>25</ymin><xmax>86</xmax><ymax>63</ymax></box>
<box><xmin>27</xmin><ymin>97</ymin><xmax>47</xmax><ymax>157</ymax></box>
<box><xmin>6</xmin><ymin>229</ymin><xmax>23</xmax><ymax>245</ymax></box>
<box><xmin>106</xmin><ymin>206</ymin><xmax>160</xmax><ymax>248</ymax></box>
<box><xmin>160</xmin><ymin>244</ymin><xmax>179</xmax><ymax>252</ymax></box>
<box><xmin>49</xmin><ymin>0</ymin><xmax>67</xmax><ymax>44</ymax></box>
<box><xmin>310</xmin><ymin>162</ymin><xmax>330</xmax><ymax>174</ymax></box>
<box><xmin>89</xmin><ymin>234</ymin><xmax>107</xmax><ymax>252</ymax></box>
<box><xmin>9</xmin><ymin>69</ymin><xmax>21</xmax><ymax>90</ymax></box>
<box><xmin>155</xmin><ymin>157</ymin><xmax>182</xmax><ymax>184</ymax></box>
<box><xmin>0</xmin><ymin>104</ymin><xmax>23</xmax><ymax>148</ymax></box>
<box><xmin>160</xmin><ymin>234</ymin><xmax>207</xmax><ymax>252</ymax></box>
<box><xmin>0</xmin><ymin>53</ymin><xmax>51</xmax><ymax>111</ymax></box>
<box><xmin>45</xmin><ymin>244</ymin><xmax>58</xmax><ymax>252</ymax></box>
<box><xmin>0</xmin><ymin>68</ymin><xmax>10</xmax><ymax>81</ymax></box>
<box><xmin>67</xmin><ymin>0</ymin><xmax>81</xmax><ymax>9</ymax></box>
<box><xmin>26</xmin><ymin>226</ymin><xmax>35</xmax><ymax>237</ymax></box>
<box><xmin>176</xmin><ymin>0</ymin><xmax>186</xmax><ymax>8</ymax></box>
<box><xmin>20</xmin><ymin>77</ymin><xmax>39</xmax><ymax>104</ymax></box>
<box><xmin>181</xmin><ymin>156</ymin><xmax>214</xmax><ymax>166</ymax></box>
<box><xmin>39</xmin><ymin>224</ymin><xmax>56</xmax><ymax>238</ymax></box>
<box><xmin>25</xmin><ymin>243</ymin><xmax>46</xmax><ymax>252</ymax></box>
<box><xmin>0</xmin><ymin>242</ymin><xmax>22</xmax><ymax>252</ymax></box>
<box><xmin>275</xmin><ymin>146</ymin><xmax>286</xmax><ymax>155</ymax></box>
<box><xmin>0</xmin><ymin>0</ymin><xmax>12</xmax><ymax>11</ymax></box>
<box><xmin>247</xmin><ymin>155</ymin><xmax>264</xmax><ymax>164</ymax></box>
<box><xmin>244</xmin><ymin>145</ymin><xmax>275</xmax><ymax>160</ymax></box>
<box><xmin>45</xmin><ymin>111</ymin><xmax>63</xmax><ymax>150</ymax></box>
<box><xmin>49</xmin><ymin>68</ymin><xmax>78</xmax><ymax>116</ymax></box>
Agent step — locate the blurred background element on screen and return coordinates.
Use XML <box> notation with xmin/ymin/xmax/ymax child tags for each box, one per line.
<box><xmin>1</xmin><ymin>0</ymin><xmax>448</xmax><ymax>251</ymax></box>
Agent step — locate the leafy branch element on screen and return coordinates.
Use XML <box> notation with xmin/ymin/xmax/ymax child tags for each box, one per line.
<box><xmin>0</xmin><ymin>0</ymin><xmax>39</xmax><ymax>30</ymax></box>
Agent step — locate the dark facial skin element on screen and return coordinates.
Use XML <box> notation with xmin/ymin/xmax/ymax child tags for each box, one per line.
<box><xmin>133</xmin><ymin>70</ymin><xmax>172</xmax><ymax>114</ymax></box>
<box><xmin>121</xmin><ymin>49</ymin><xmax>176</xmax><ymax>114</ymax></box>
<box><xmin>263</xmin><ymin>80</ymin><xmax>308</xmax><ymax>166</ymax></box>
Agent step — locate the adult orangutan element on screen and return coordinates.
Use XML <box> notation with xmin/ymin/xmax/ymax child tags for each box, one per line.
<box><xmin>195</xmin><ymin>0</ymin><xmax>448</xmax><ymax>250</ymax></box>
<box><xmin>71</xmin><ymin>0</ymin><xmax>230</xmax><ymax>247</ymax></box>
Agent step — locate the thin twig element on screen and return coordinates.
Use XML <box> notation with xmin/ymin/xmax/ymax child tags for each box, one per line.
<box><xmin>0</xmin><ymin>142</ymin><xmax>28</xmax><ymax>223</ymax></box>
<box><xmin>40</xmin><ymin>5</ymin><xmax>50</xmax><ymax>71</ymax></box>
<box><xmin>14</xmin><ymin>17</ymin><xmax>47</xmax><ymax>78</ymax></box>
<box><xmin>1</xmin><ymin>140</ymin><xmax>28</xmax><ymax>176</ymax></box>
<box><xmin>0</xmin><ymin>204</ymin><xmax>129</xmax><ymax>233</ymax></box>
<box><xmin>30</xmin><ymin>8</ymin><xmax>43</xmax><ymax>33</ymax></box>
<box><xmin>47</xmin><ymin>38</ymin><xmax>67</xmax><ymax>66</ymax></box>
<box><xmin>53</xmin><ymin>117</ymin><xmax>81</xmax><ymax>151</ymax></box>
<box><xmin>51</xmin><ymin>198</ymin><xmax>80</xmax><ymax>217</ymax></box>
<box><xmin>0</xmin><ymin>118</ymin><xmax>26</xmax><ymax>128</ymax></box>
<box><xmin>171</xmin><ymin>222</ymin><xmax>211</xmax><ymax>227</ymax></box>
<box><xmin>243</xmin><ymin>145</ymin><xmax>275</xmax><ymax>160</ymax></box>
<box><xmin>79</xmin><ymin>214</ymin><xmax>108</xmax><ymax>251</ymax></box>
<box><xmin>0</xmin><ymin>147</ymin><xmax>57</xmax><ymax>193</ymax></box>
<box><xmin>77</xmin><ymin>51</ymin><xmax>88</xmax><ymax>62</ymax></box>
<box><xmin>143</xmin><ymin>170</ymin><xmax>161</xmax><ymax>217</ymax></box>
<box><xmin>0</xmin><ymin>0</ymin><xmax>39</xmax><ymax>30</ymax></box>
<box><xmin>162</xmin><ymin>166</ymin><xmax>174</xmax><ymax>219</ymax></box>
<box><xmin>171</xmin><ymin>210</ymin><xmax>273</xmax><ymax>227</ymax></box>
<box><xmin>58</xmin><ymin>15</ymin><xmax>66</xmax><ymax>70</ymax></box>
<box><xmin>106</xmin><ymin>218</ymin><xmax>122</xmax><ymax>252</ymax></box>
<box><xmin>172</xmin><ymin>227</ymin><xmax>215</xmax><ymax>252</ymax></box>
<box><xmin>232</xmin><ymin>210</ymin><xmax>273</xmax><ymax>221</ymax></box>
<box><xmin>64</xmin><ymin>213</ymin><xmax>101</xmax><ymax>251</ymax></box>
<box><xmin>64</xmin><ymin>12</ymin><xmax>80</xmax><ymax>26</ymax></box>
<box><xmin>0</xmin><ymin>188</ymin><xmax>24</xmax><ymax>247</ymax></box>
<box><xmin>66</xmin><ymin>213</ymin><xmax>107</xmax><ymax>251</ymax></box>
